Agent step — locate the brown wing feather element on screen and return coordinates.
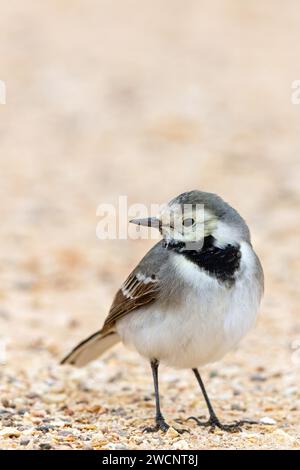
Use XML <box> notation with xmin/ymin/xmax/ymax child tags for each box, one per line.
<box><xmin>101</xmin><ymin>272</ymin><xmax>159</xmax><ymax>333</ymax></box>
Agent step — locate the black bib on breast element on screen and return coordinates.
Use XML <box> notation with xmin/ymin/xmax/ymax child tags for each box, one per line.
<box><xmin>165</xmin><ymin>235</ymin><xmax>241</xmax><ymax>285</ymax></box>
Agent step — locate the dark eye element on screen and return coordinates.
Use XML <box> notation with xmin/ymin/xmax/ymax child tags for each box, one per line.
<box><xmin>182</xmin><ymin>218</ymin><xmax>195</xmax><ymax>227</ymax></box>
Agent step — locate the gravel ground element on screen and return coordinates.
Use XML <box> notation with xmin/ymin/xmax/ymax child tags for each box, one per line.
<box><xmin>0</xmin><ymin>0</ymin><xmax>300</xmax><ymax>450</ymax></box>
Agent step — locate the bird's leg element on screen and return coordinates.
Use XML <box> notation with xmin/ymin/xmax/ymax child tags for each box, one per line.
<box><xmin>144</xmin><ymin>359</ymin><xmax>170</xmax><ymax>433</ymax></box>
<box><xmin>188</xmin><ymin>369</ymin><xmax>258</xmax><ymax>433</ymax></box>
<box><xmin>144</xmin><ymin>359</ymin><xmax>188</xmax><ymax>434</ymax></box>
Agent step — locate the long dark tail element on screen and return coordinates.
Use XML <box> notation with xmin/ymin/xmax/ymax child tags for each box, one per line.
<box><xmin>61</xmin><ymin>330</ymin><xmax>120</xmax><ymax>367</ymax></box>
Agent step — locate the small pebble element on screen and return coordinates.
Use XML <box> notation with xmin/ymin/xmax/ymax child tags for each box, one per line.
<box><xmin>39</xmin><ymin>443</ymin><xmax>52</xmax><ymax>450</ymax></box>
<box><xmin>58</xmin><ymin>430</ymin><xmax>74</xmax><ymax>437</ymax></box>
<box><xmin>114</xmin><ymin>443</ymin><xmax>128</xmax><ymax>450</ymax></box>
<box><xmin>209</xmin><ymin>370</ymin><xmax>218</xmax><ymax>378</ymax></box>
<box><xmin>0</xmin><ymin>427</ymin><xmax>21</xmax><ymax>438</ymax></box>
<box><xmin>260</xmin><ymin>417</ymin><xmax>277</xmax><ymax>425</ymax></box>
<box><xmin>26</xmin><ymin>393</ymin><xmax>40</xmax><ymax>400</ymax></box>
<box><xmin>44</xmin><ymin>394</ymin><xmax>67</xmax><ymax>404</ymax></box>
<box><xmin>165</xmin><ymin>427</ymin><xmax>180</xmax><ymax>438</ymax></box>
<box><xmin>250</xmin><ymin>374</ymin><xmax>267</xmax><ymax>382</ymax></box>
<box><xmin>36</xmin><ymin>425</ymin><xmax>55</xmax><ymax>432</ymax></box>
<box><xmin>231</xmin><ymin>404</ymin><xmax>246</xmax><ymax>412</ymax></box>
<box><xmin>172</xmin><ymin>439</ymin><xmax>189</xmax><ymax>450</ymax></box>
<box><xmin>20</xmin><ymin>439</ymin><xmax>30</xmax><ymax>446</ymax></box>
<box><xmin>32</xmin><ymin>410</ymin><xmax>46</xmax><ymax>418</ymax></box>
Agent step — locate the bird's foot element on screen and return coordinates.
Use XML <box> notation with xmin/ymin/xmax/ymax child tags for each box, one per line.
<box><xmin>143</xmin><ymin>417</ymin><xmax>170</xmax><ymax>433</ymax></box>
<box><xmin>144</xmin><ymin>417</ymin><xmax>189</xmax><ymax>434</ymax></box>
<box><xmin>188</xmin><ymin>415</ymin><xmax>258</xmax><ymax>433</ymax></box>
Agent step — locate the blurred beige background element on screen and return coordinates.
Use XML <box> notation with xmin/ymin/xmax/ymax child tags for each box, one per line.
<box><xmin>0</xmin><ymin>0</ymin><xmax>300</xmax><ymax>450</ymax></box>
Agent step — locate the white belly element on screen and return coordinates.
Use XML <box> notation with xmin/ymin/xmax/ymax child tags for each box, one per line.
<box><xmin>116</xmin><ymin>242</ymin><xmax>262</xmax><ymax>369</ymax></box>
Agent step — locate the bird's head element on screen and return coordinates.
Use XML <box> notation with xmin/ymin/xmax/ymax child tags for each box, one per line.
<box><xmin>130</xmin><ymin>191</ymin><xmax>250</xmax><ymax>249</ymax></box>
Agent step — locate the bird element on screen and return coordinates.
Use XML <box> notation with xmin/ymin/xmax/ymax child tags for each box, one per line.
<box><xmin>61</xmin><ymin>190</ymin><xmax>264</xmax><ymax>433</ymax></box>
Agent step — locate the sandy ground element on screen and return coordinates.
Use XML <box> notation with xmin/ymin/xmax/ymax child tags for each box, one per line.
<box><xmin>0</xmin><ymin>0</ymin><xmax>300</xmax><ymax>450</ymax></box>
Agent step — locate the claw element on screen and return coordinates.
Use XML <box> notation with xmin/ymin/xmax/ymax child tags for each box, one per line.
<box><xmin>174</xmin><ymin>427</ymin><xmax>190</xmax><ymax>434</ymax></box>
<box><xmin>187</xmin><ymin>416</ymin><xmax>258</xmax><ymax>433</ymax></box>
<box><xmin>144</xmin><ymin>419</ymin><xmax>190</xmax><ymax>434</ymax></box>
<box><xmin>143</xmin><ymin>418</ymin><xmax>170</xmax><ymax>433</ymax></box>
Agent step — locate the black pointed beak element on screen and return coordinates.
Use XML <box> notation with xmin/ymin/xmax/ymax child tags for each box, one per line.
<box><xmin>129</xmin><ymin>217</ymin><xmax>160</xmax><ymax>229</ymax></box>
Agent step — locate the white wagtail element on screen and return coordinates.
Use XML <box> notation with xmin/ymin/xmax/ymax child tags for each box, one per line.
<box><xmin>62</xmin><ymin>191</ymin><xmax>264</xmax><ymax>433</ymax></box>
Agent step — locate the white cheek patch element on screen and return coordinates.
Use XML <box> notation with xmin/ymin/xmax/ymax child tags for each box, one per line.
<box><xmin>212</xmin><ymin>221</ymin><xmax>241</xmax><ymax>248</ymax></box>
